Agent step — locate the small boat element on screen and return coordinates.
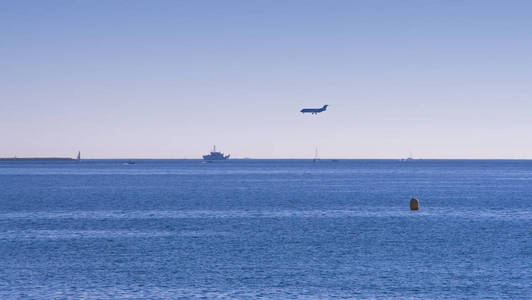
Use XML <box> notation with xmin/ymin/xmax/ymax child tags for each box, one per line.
<box><xmin>313</xmin><ymin>147</ymin><xmax>320</xmax><ymax>163</ymax></box>
<box><xmin>124</xmin><ymin>160</ymin><xmax>136</xmax><ymax>165</ymax></box>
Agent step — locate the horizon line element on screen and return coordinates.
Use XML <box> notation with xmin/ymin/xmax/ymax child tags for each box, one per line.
<box><xmin>3</xmin><ymin>157</ymin><xmax>531</xmax><ymax>161</ymax></box>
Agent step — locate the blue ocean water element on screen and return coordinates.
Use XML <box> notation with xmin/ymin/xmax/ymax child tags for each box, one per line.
<box><xmin>0</xmin><ymin>159</ymin><xmax>530</xmax><ymax>299</ymax></box>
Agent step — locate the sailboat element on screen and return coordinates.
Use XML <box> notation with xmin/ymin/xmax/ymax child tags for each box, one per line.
<box><xmin>76</xmin><ymin>151</ymin><xmax>81</xmax><ymax>162</ymax></box>
<box><xmin>313</xmin><ymin>147</ymin><xmax>320</xmax><ymax>163</ymax></box>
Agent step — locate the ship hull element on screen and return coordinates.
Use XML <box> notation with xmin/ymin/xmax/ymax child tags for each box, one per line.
<box><xmin>202</xmin><ymin>155</ymin><xmax>230</xmax><ymax>161</ymax></box>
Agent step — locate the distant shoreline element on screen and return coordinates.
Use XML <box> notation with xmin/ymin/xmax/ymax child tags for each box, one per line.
<box><xmin>0</xmin><ymin>157</ymin><xmax>77</xmax><ymax>161</ymax></box>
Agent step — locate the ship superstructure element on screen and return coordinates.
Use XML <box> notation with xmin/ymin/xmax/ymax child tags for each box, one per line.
<box><xmin>202</xmin><ymin>145</ymin><xmax>230</xmax><ymax>161</ymax></box>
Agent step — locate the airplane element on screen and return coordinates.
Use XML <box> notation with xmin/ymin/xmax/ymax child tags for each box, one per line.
<box><xmin>300</xmin><ymin>105</ymin><xmax>329</xmax><ymax>115</ymax></box>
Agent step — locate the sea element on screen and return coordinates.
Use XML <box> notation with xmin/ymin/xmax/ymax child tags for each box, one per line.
<box><xmin>0</xmin><ymin>159</ymin><xmax>530</xmax><ymax>299</ymax></box>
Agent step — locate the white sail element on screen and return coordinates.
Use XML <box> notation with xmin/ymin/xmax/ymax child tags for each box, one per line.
<box><xmin>313</xmin><ymin>147</ymin><xmax>319</xmax><ymax>162</ymax></box>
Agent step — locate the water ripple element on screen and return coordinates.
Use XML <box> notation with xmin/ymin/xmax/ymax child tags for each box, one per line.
<box><xmin>1</xmin><ymin>208</ymin><xmax>529</xmax><ymax>221</ymax></box>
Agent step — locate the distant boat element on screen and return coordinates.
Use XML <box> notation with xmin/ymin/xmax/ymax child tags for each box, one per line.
<box><xmin>124</xmin><ymin>160</ymin><xmax>136</xmax><ymax>165</ymax></box>
<box><xmin>313</xmin><ymin>147</ymin><xmax>320</xmax><ymax>163</ymax></box>
<box><xmin>203</xmin><ymin>145</ymin><xmax>230</xmax><ymax>161</ymax></box>
<box><xmin>400</xmin><ymin>151</ymin><xmax>414</xmax><ymax>162</ymax></box>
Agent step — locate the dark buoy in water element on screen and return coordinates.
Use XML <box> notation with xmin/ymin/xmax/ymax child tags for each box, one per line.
<box><xmin>410</xmin><ymin>198</ymin><xmax>420</xmax><ymax>210</ymax></box>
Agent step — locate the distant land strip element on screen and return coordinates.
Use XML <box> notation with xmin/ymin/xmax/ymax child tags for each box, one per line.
<box><xmin>0</xmin><ymin>157</ymin><xmax>77</xmax><ymax>161</ymax></box>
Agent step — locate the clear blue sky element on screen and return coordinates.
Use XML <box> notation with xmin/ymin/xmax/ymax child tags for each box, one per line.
<box><xmin>1</xmin><ymin>0</ymin><xmax>531</xmax><ymax>158</ymax></box>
